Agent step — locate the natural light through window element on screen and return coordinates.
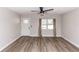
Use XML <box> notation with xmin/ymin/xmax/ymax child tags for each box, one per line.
<box><xmin>23</xmin><ymin>20</ymin><xmax>29</xmax><ymax>24</ymax></box>
<box><xmin>42</xmin><ymin>25</ymin><xmax>47</xmax><ymax>29</ymax></box>
<box><xmin>41</xmin><ymin>19</ymin><xmax>53</xmax><ymax>30</ymax></box>
<box><xmin>48</xmin><ymin>25</ymin><xmax>53</xmax><ymax>29</ymax></box>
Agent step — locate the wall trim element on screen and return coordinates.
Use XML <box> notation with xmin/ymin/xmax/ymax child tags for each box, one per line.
<box><xmin>62</xmin><ymin>36</ymin><xmax>79</xmax><ymax>48</ymax></box>
<box><xmin>21</xmin><ymin>35</ymin><xmax>61</xmax><ymax>37</ymax></box>
<box><xmin>0</xmin><ymin>36</ymin><xmax>21</xmax><ymax>51</ymax></box>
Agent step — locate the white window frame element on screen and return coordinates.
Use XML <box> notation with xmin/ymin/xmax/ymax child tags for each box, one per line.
<box><xmin>41</xmin><ymin>19</ymin><xmax>53</xmax><ymax>30</ymax></box>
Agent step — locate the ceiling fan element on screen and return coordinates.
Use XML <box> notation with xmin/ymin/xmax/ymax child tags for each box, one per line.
<box><xmin>32</xmin><ymin>7</ymin><xmax>54</xmax><ymax>15</ymax></box>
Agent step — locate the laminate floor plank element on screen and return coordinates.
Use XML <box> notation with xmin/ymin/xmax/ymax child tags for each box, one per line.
<box><xmin>2</xmin><ymin>37</ymin><xmax>79</xmax><ymax>52</ymax></box>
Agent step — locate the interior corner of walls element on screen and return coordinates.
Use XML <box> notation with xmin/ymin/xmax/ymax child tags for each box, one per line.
<box><xmin>62</xmin><ymin>35</ymin><xmax>79</xmax><ymax>48</ymax></box>
<box><xmin>0</xmin><ymin>35</ymin><xmax>21</xmax><ymax>51</ymax></box>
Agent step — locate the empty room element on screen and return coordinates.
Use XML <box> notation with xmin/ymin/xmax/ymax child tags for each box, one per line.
<box><xmin>0</xmin><ymin>7</ymin><xmax>79</xmax><ymax>52</ymax></box>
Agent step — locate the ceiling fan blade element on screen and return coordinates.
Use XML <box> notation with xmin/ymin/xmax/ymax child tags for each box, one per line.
<box><xmin>31</xmin><ymin>7</ymin><xmax>54</xmax><ymax>15</ymax></box>
<box><xmin>44</xmin><ymin>9</ymin><xmax>54</xmax><ymax>12</ymax></box>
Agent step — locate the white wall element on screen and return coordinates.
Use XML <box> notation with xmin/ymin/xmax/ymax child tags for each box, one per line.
<box><xmin>21</xmin><ymin>14</ymin><xmax>61</xmax><ymax>37</ymax></box>
<box><xmin>0</xmin><ymin>8</ymin><xmax>21</xmax><ymax>51</ymax></box>
<box><xmin>61</xmin><ymin>9</ymin><xmax>79</xmax><ymax>48</ymax></box>
<box><xmin>21</xmin><ymin>18</ymin><xmax>32</xmax><ymax>36</ymax></box>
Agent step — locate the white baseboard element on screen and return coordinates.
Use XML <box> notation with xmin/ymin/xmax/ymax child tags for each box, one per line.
<box><xmin>56</xmin><ymin>35</ymin><xmax>61</xmax><ymax>37</ymax></box>
<box><xmin>62</xmin><ymin>36</ymin><xmax>79</xmax><ymax>48</ymax></box>
<box><xmin>21</xmin><ymin>35</ymin><xmax>61</xmax><ymax>37</ymax></box>
<box><xmin>0</xmin><ymin>36</ymin><xmax>21</xmax><ymax>51</ymax></box>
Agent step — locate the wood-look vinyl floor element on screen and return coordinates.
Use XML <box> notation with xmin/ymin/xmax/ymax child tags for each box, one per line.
<box><xmin>2</xmin><ymin>36</ymin><xmax>79</xmax><ymax>52</ymax></box>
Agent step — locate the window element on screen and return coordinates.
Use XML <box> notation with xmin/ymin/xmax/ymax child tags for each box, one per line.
<box><xmin>23</xmin><ymin>20</ymin><xmax>29</xmax><ymax>24</ymax></box>
<box><xmin>41</xmin><ymin>19</ymin><xmax>53</xmax><ymax>30</ymax></box>
<box><xmin>48</xmin><ymin>25</ymin><xmax>53</xmax><ymax>29</ymax></box>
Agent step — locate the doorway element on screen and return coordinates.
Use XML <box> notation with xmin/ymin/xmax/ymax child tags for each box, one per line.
<box><xmin>21</xmin><ymin>19</ymin><xmax>31</xmax><ymax>36</ymax></box>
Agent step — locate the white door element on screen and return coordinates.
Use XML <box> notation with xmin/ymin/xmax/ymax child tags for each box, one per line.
<box><xmin>21</xmin><ymin>19</ymin><xmax>31</xmax><ymax>36</ymax></box>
